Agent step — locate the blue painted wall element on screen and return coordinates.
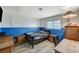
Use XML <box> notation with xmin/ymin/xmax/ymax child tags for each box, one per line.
<box><xmin>46</xmin><ymin>28</ymin><xmax>64</xmax><ymax>40</ymax></box>
<box><xmin>0</xmin><ymin>27</ymin><xmax>64</xmax><ymax>40</ymax></box>
<box><xmin>0</xmin><ymin>27</ymin><xmax>41</xmax><ymax>37</ymax></box>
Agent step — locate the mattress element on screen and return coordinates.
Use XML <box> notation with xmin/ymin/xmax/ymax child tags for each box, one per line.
<box><xmin>28</xmin><ymin>33</ymin><xmax>48</xmax><ymax>40</ymax></box>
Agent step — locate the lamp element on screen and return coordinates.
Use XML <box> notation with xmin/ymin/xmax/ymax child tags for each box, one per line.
<box><xmin>63</xmin><ymin>11</ymin><xmax>77</xmax><ymax>25</ymax></box>
<box><xmin>63</xmin><ymin>11</ymin><xmax>77</xmax><ymax>18</ymax></box>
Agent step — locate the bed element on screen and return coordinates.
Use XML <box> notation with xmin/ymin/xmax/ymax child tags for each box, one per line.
<box><xmin>26</xmin><ymin>31</ymin><xmax>49</xmax><ymax>48</ymax></box>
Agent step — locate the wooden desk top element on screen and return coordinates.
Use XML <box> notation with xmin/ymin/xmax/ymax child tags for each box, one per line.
<box><xmin>54</xmin><ymin>38</ymin><xmax>79</xmax><ymax>53</ymax></box>
<box><xmin>0</xmin><ymin>36</ymin><xmax>14</xmax><ymax>49</ymax></box>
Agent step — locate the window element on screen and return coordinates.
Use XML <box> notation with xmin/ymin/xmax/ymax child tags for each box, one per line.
<box><xmin>46</xmin><ymin>20</ymin><xmax>61</xmax><ymax>29</ymax></box>
<box><xmin>46</xmin><ymin>21</ymin><xmax>53</xmax><ymax>29</ymax></box>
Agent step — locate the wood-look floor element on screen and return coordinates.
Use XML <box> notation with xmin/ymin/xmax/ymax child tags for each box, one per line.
<box><xmin>12</xmin><ymin>40</ymin><xmax>55</xmax><ymax>53</ymax></box>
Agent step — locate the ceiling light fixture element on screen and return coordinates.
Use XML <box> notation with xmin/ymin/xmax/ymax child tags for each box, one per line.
<box><xmin>38</xmin><ymin>8</ymin><xmax>43</xmax><ymax>11</ymax></box>
<box><xmin>63</xmin><ymin>11</ymin><xmax>77</xmax><ymax>26</ymax></box>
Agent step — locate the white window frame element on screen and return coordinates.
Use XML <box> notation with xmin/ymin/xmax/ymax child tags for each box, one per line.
<box><xmin>46</xmin><ymin>20</ymin><xmax>62</xmax><ymax>29</ymax></box>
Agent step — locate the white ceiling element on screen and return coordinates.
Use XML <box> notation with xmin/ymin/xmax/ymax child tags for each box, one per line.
<box><xmin>2</xmin><ymin>6</ymin><xmax>79</xmax><ymax>19</ymax></box>
<box><xmin>20</xmin><ymin>6</ymin><xmax>65</xmax><ymax>19</ymax></box>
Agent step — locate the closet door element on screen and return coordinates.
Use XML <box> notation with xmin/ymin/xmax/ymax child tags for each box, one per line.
<box><xmin>65</xmin><ymin>26</ymin><xmax>78</xmax><ymax>41</ymax></box>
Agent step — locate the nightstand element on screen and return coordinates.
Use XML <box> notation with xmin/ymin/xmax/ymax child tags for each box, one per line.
<box><xmin>48</xmin><ymin>34</ymin><xmax>59</xmax><ymax>46</ymax></box>
<box><xmin>48</xmin><ymin>34</ymin><xmax>54</xmax><ymax>42</ymax></box>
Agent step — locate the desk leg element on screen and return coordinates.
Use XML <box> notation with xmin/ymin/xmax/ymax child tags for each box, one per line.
<box><xmin>32</xmin><ymin>38</ymin><xmax>34</xmax><ymax>49</ymax></box>
<box><xmin>53</xmin><ymin>36</ymin><xmax>60</xmax><ymax>46</ymax></box>
<box><xmin>53</xmin><ymin>37</ymin><xmax>56</xmax><ymax>47</ymax></box>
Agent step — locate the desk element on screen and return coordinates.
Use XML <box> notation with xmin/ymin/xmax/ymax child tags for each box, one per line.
<box><xmin>54</xmin><ymin>38</ymin><xmax>79</xmax><ymax>53</ymax></box>
<box><xmin>0</xmin><ymin>36</ymin><xmax>14</xmax><ymax>53</ymax></box>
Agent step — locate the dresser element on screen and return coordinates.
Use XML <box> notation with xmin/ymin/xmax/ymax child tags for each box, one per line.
<box><xmin>65</xmin><ymin>26</ymin><xmax>79</xmax><ymax>41</ymax></box>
